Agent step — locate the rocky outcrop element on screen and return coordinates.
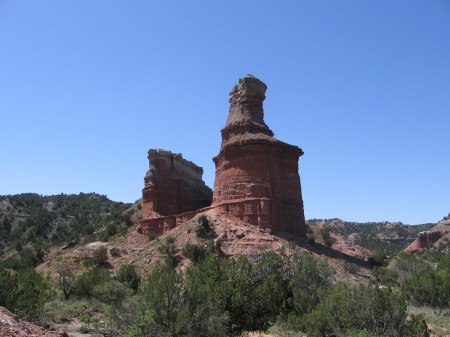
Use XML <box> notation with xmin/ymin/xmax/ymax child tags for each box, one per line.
<box><xmin>0</xmin><ymin>306</ymin><xmax>68</xmax><ymax>337</ymax></box>
<box><xmin>139</xmin><ymin>149</ymin><xmax>212</xmax><ymax>234</ymax></box>
<box><xmin>212</xmin><ymin>75</ymin><xmax>307</xmax><ymax>237</ymax></box>
<box><xmin>404</xmin><ymin>216</ymin><xmax>450</xmax><ymax>253</ymax></box>
<box><xmin>138</xmin><ymin>75</ymin><xmax>307</xmax><ymax>238</ymax></box>
<box><xmin>404</xmin><ymin>231</ymin><xmax>443</xmax><ymax>253</ymax></box>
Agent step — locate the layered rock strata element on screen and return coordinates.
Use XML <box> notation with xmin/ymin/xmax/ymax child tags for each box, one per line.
<box><xmin>139</xmin><ymin>149</ymin><xmax>212</xmax><ymax>234</ymax></box>
<box><xmin>212</xmin><ymin>75</ymin><xmax>306</xmax><ymax>237</ymax></box>
<box><xmin>404</xmin><ymin>231</ymin><xmax>442</xmax><ymax>253</ymax></box>
<box><xmin>404</xmin><ymin>215</ymin><xmax>450</xmax><ymax>253</ymax></box>
<box><xmin>138</xmin><ymin>75</ymin><xmax>307</xmax><ymax>238</ymax></box>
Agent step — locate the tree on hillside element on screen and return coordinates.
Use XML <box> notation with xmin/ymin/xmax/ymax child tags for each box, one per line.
<box><xmin>56</xmin><ymin>266</ymin><xmax>75</xmax><ymax>300</ymax></box>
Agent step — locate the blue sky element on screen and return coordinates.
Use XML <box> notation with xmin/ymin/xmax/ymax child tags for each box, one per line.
<box><xmin>1</xmin><ymin>1</ymin><xmax>449</xmax><ymax>225</ymax></box>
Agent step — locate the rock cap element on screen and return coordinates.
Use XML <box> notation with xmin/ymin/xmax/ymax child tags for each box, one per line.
<box><xmin>229</xmin><ymin>74</ymin><xmax>267</xmax><ymax>103</ymax></box>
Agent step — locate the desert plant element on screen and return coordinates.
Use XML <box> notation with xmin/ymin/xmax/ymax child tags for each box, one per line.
<box><xmin>116</xmin><ymin>264</ymin><xmax>141</xmax><ymax>292</ymax></box>
<box><xmin>157</xmin><ymin>237</ymin><xmax>178</xmax><ymax>268</ymax></box>
<box><xmin>88</xmin><ymin>246</ymin><xmax>108</xmax><ymax>267</ymax></box>
<box><xmin>93</xmin><ymin>280</ymin><xmax>132</xmax><ymax>307</ymax></box>
<box><xmin>343</xmin><ymin>261</ymin><xmax>360</xmax><ymax>274</ymax></box>
<box><xmin>182</xmin><ymin>243</ymin><xmax>207</xmax><ymax>263</ymax></box>
<box><xmin>74</xmin><ymin>267</ymin><xmax>111</xmax><ymax>298</ymax></box>
<box><xmin>368</xmin><ymin>250</ymin><xmax>387</xmax><ymax>267</ymax></box>
<box><xmin>56</xmin><ymin>266</ymin><xmax>75</xmax><ymax>300</ymax></box>
<box><xmin>109</xmin><ymin>247</ymin><xmax>120</xmax><ymax>257</ymax></box>
<box><xmin>320</xmin><ymin>227</ymin><xmax>333</xmax><ymax>247</ymax></box>
<box><xmin>195</xmin><ymin>215</ymin><xmax>212</xmax><ymax>238</ymax></box>
<box><xmin>147</xmin><ymin>231</ymin><xmax>158</xmax><ymax>241</ymax></box>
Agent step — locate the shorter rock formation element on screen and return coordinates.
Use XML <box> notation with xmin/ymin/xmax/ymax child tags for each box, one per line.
<box><xmin>404</xmin><ymin>215</ymin><xmax>450</xmax><ymax>253</ymax></box>
<box><xmin>404</xmin><ymin>231</ymin><xmax>443</xmax><ymax>253</ymax></box>
<box><xmin>0</xmin><ymin>306</ymin><xmax>68</xmax><ymax>337</ymax></box>
<box><xmin>139</xmin><ymin>149</ymin><xmax>212</xmax><ymax>234</ymax></box>
<box><xmin>415</xmin><ymin>231</ymin><xmax>443</xmax><ymax>249</ymax></box>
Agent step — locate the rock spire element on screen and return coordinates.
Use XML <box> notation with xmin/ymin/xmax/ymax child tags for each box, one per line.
<box><xmin>138</xmin><ymin>75</ymin><xmax>307</xmax><ymax>238</ymax></box>
<box><xmin>212</xmin><ymin>75</ymin><xmax>307</xmax><ymax>237</ymax></box>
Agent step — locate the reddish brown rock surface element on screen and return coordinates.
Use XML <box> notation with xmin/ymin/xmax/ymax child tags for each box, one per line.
<box><xmin>411</xmin><ymin>231</ymin><xmax>443</xmax><ymax>250</ymax></box>
<box><xmin>139</xmin><ymin>149</ymin><xmax>212</xmax><ymax>234</ymax></box>
<box><xmin>404</xmin><ymin>215</ymin><xmax>450</xmax><ymax>253</ymax></box>
<box><xmin>211</xmin><ymin>75</ymin><xmax>306</xmax><ymax>237</ymax></box>
<box><xmin>0</xmin><ymin>306</ymin><xmax>68</xmax><ymax>337</ymax></box>
<box><xmin>138</xmin><ymin>75</ymin><xmax>307</xmax><ymax>238</ymax></box>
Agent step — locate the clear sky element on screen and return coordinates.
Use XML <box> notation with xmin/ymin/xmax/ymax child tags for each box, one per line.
<box><xmin>1</xmin><ymin>1</ymin><xmax>449</xmax><ymax>225</ymax></box>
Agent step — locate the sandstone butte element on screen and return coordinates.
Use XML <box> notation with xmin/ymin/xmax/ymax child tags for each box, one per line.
<box><xmin>138</xmin><ymin>75</ymin><xmax>307</xmax><ymax>238</ymax></box>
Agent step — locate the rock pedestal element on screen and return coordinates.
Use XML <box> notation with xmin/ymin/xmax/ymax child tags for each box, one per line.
<box><xmin>212</xmin><ymin>75</ymin><xmax>307</xmax><ymax>237</ymax></box>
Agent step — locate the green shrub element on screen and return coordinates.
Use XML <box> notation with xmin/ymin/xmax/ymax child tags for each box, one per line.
<box><xmin>116</xmin><ymin>264</ymin><xmax>141</xmax><ymax>292</ymax></box>
<box><xmin>80</xmin><ymin>313</ymin><xmax>90</xmax><ymax>323</ymax></box>
<box><xmin>56</xmin><ymin>266</ymin><xmax>75</xmax><ymax>300</ymax></box>
<box><xmin>286</xmin><ymin>252</ymin><xmax>335</xmax><ymax>320</ymax></box>
<box><xmin>402</xmin><ymin>268</ymin><xmax>450</xmax><ymax>308</ymax></box>
<box><xmin>182</xmin><ymin>243</ymin><xmax>207</xmax><ymax>264</ymax></box>
<box><xmin>0</xmin><ymin>270</ymin><xmax>18</xmax><ymax>310</ymax></box>
<box><xmin>195</xmin><ymin>215</ymin><xmax>212</xmax><ymax>238</ymax></box>
<box><xmin>372</xmin><ymin>266</ymin><xmax>397</xmax><ymax>286</ymax></box>
<box><xmin>165</xmin><ymin>234</ymin><xmax>175</xmax><ymax>244</ymax></box>
<box><xmin>87</xmin><ymin>246</ymin><xmax>108</xmax><ymax>267</ymax></box>
<box><xmin>75</xmin><ymin>267</ymin><xmax>111</xmax><ymax>298</ymax></box>
<box><xmin>368</xmin><ymin>250</ymin><xmax>387</xmax><ymax>267</ymax></box>
<box><xmin>0</xmin><ymin>248</ymin><xmax>41</xmax><ymax>271</ymax></box>
<box><xmin>297</xmin><ymin>283</ymin><xmax>429</xmax><ymax>337</ymax></box>
<box><xmin>343</xmin><ymin>261</ymin><xmax>359</xmax><ymax>274</ymax></box>
<box><xmin>0</xmin><ymin>269</ymin><xmax>52</xmax><ymax>322</ymax></box>
<box><xmin>93</xmin><ymin>280</ymin><xmax>131</xmax><ymax>306</ymax></box>
<box><xmin>157</xmin><ymin>237</ymin><xmax>178</xmax><ymax>268</ymax></box>
<box><xmin>344</xmin><ymin>330</ymin><xmax>386</xmax><ymax>337</ymax></box>
<box><xmin>109</xmin><ymin>247</ymin><xmax>120</xmax><ymax>257</ymax></box>
<box><xmin>79</xmin><ymin>325</ymin><xmax>90</xmax><ymax>334</ymax></box>
<box><xmin>98</xmin><ymin>248</ymin><xmax>430</xmax><ymax>337</ymax></box>
<box><xmin>320</xmin><ymin>227</ymin><xmax>333</xmax><ymax>247</ymax></box>
<box><xmin>147</xmin><ymin>231</ymin><xmax>158</xmax><ymax>241</ymax></box>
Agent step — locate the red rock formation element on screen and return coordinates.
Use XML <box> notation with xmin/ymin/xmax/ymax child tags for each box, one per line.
<box><xmin>0</xmin><ymin>306</ymin><xmax>68</xmax><ymax>337</ymax></box>
<box><xmin>404</xmin><ymin>216</ymin><xmax>450</xmax><ymax>253</ymax></box>
<box><xmin>139</xmin><ymin>149</ymin><xmax>212</xmax><ymax>234</ymax></box>
<box><xmin>138</xmin><ymin>75</ymin><xmax>307</xmax><ymax>238</ymax></box>
<box><xmin>404</xmin><ymin>231</ymin><xmax>442</xmax><ymax>253</ymax></box>
<box><xmin>211</xmin><ymin>75</ymin><xmax>307</xmax><ymax>237</ymax></box>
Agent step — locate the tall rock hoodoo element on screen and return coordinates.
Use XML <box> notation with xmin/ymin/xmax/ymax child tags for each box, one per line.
<box><xmin>211</xmin><ymin>75</ymin><xmax>307</xmax><ymax>237</ymax></box>
<box><xmin>138</xmin><ymin>75</ymin><xmax>307</xmax><ymax>238</ymax></box>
